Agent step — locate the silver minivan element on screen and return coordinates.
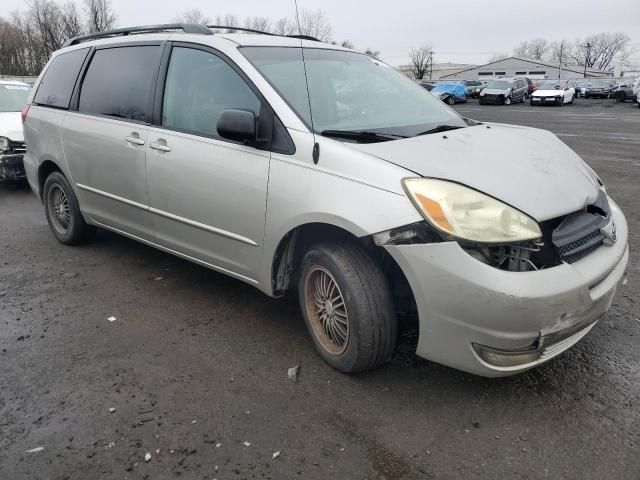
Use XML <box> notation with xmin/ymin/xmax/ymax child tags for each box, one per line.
<box><xmin>23</xmin><ymin>24</ymin><xmax>629</xmax><ymax>376</ymax></box>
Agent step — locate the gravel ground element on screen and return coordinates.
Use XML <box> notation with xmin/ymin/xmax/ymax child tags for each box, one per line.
<box><xmin>1</xmin><ymin>98</ymin><xmax>638</xmax><ymax>480</ymax></box>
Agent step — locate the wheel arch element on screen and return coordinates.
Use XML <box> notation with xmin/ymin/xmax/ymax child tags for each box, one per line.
<box><xmin>37</xmin><ymin>159</ymin><xmax>64</xmax><ymax>202</ymax></box>
<box><xmin>269</xmin><ymin>221</ymin><xmax>418</xmax><ymax>326</ymax></box>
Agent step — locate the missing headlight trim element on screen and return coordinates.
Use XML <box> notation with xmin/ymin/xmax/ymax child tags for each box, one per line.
<box><xmin>464</xmin><ymin>241</ymin><xmax>545</xmax><ymax>272</ymax></box>
<box><xmin>372</xmin><ymin>222</ymin><xmax>442</xmax><ymax>246</ymax></box>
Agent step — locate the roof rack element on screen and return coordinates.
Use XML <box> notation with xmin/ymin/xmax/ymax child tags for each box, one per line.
<box><xmin>207</xmin><ymin>25</ymin><xmax>319</xmax><ymax>42</ymax></box>
<box><xmin>62</xmin><ymin>23</ymin><xmax>320</xmax><ymax>48</ymax></box>
<box><xmin>62</xmin><ymin>23</ymin><xmax>212</xmax><ymax>47</ymax></box>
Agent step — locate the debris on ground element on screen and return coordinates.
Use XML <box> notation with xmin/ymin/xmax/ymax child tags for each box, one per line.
<box><xmin>25</xmin><ymin>447</ymin><xmax>44</xmax><ymax>453</ymax></box>
<box><xmin>109</xmin><ymin>407</ymin><xmax>116</xmax><ymax>413</ymax></box>
<box><xmin>622</xmin><ymin>277</ymin><xmax>628</xmax><ymax>286</ymax></box>
<box><xmin>272</xmin><ymin>451</ymin><xmax>281</xmax><ymax>460</ymax></box>
<box><xmin>107</xmin><ymin>316</ymin><xmax>116</xmax><ymax>322</ymax></box>
<box><xmin>288</xmin><ymin>365</ymin><xmax>300</xmax><ymax>382</ymax></box>
<box><xmin>144</xmin><ymin>452</ymin><xmax>152</xmax><ymax>462</ymax></box>
<box><xmin>243</xmin><ymin>442</ymin><xmax>251</xmax><ymax>447</ymax></box>
<box><xmin>215</xmin><ymin>443</ymin><xmax>222</xmax><ymax>448</ymax></box>
<box><xmin>63</xmin><ymin>272</ymin><xmax>78</xmax><ymax>279</ymax></box>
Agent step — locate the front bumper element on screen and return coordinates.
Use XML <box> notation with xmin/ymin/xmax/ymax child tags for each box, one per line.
<box><xmin>0</xmin><ymin>154</ymin><xmax>26</xmax><ymax>182</ymax></box>
<box><xmin>531</xmin><ymin>96</ymin><xmax>562</xmax><ymax>105</ymax></box>
<box><xmin>385</xmin><ymin>199</ymin><xmax>629</xmax><ymax>377</ymax></box>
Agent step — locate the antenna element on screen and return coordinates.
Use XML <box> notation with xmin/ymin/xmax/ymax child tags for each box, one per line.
<box><xmin>293</xmin><ymin>0</ymin><xmax>319</xmax><ymax>163</ymax></box>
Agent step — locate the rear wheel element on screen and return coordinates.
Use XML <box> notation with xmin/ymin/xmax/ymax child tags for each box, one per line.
<box><xmin>298</xmin><ymin>242</ymin><xmax>397</xmax><ymax>373</ymax></box>
<box><xmin>615</xmin><ymin>92</ymin><xmax>626</xmax><ymax>103</ymax></box>
<box><xmin>44</xmin><ymin>171</ymin><xmax>96</xmax><ymax>245</ymax></box>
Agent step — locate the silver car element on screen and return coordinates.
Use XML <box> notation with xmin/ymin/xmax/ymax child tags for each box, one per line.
<box><xmin>23</xmin><ymin>24</ymin><xmax>629</xmax><ymax>376</ymax></box>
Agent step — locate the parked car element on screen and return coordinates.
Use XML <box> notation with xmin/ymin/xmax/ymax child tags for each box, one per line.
<box><xmin>463</xmin><ymin>80</ymin><xmax>485</xmax><ymax>98</ymax></box>
<box><xmin>524</xmin><ymin>77</ymin><xmax>535</xmax><ymax>96</ymax></box>
<box><xmin>610</xmin><ymin>80</ymin><xmax>637</xmax><ymax>103</ymax></box>
<box><xmin>23</xmin><ymin>24</ymin><xmax>628</xmax><ymax>377</ymax></box>
<box><xmin>430</xmin><ymin>82</ymin><xmax>467</xmax><ymax>105</ymax></box>
<box><xmin>633</xmin><ymin>78</ymin><xmax>640</xmax><ymax>108</ymax></box>
<box><xmin>417</xmin><ymin>80</ymin><xmax>436</xmax><ymax>91</ymax></box>
<box><xmin>479</xmin><ymin>77</ymin><xmax>528</xmax><ymax>105</ymax></box>
<box><xmin>584</xmin><ymin>79</ymin><xmax>616</xmax><ymax>98</ymax></box>
<box><xmin>571</xmin><ymin>80</ymin><xmax>588</xmax><ymax>97</ymax></box>
<box><xmin>530</xmin><ymin>80</ymin><xmax>576</xmax><ymax>106</ymax></box>
<box><xmin>0</xmin><ymin>80</ymin><xmax>30</xmax><ymax>183</ymax></box>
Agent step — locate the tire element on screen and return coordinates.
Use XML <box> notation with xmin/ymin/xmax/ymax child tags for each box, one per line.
<box><xmin>569</xmin><ymin>93</ymin><xmax>574</xmax><ymax>104</ymax></box>
<box><xmin>615</xmin><ymin>92</ymin><xmax>626</xmax><ymax>103</ymax></box>
<box><xmin>504</xmin><ymin>96</ymin><xmax>511</xmax><ymax>105</ymax></box>
<box><xmin>585</xmin><ymin>94</ymin><xmax>590</xmax><ymax>99</ymax></box>
<box><xmin>446</xmin><ymin>95</ymin><xmax>455</xmax><ymax>105</ymax></box>
<box><xmin>43</xmin><ymin>171</ymin><xmax>96</xmax><ymax>245</ymax></box>
<box><xmin>298</xmin><ymin>242</ymin><xmax>397</xmax><ymax>373</ymax></box>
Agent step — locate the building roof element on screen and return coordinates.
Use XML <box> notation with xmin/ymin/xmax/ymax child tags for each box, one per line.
<box><xmin>441</xmin><ymin>56</ymin><xmax>610</xmax><ymax>78</ymax></box>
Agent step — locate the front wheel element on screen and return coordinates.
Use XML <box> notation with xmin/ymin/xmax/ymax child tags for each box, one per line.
<box><xmin>446</xmin><ymin>95</ymin><xmax>455</xmax><ymax>105</ymax></box>
<box><xmin>44</xmin><ymin>171</ymin><xmax>96</xmax><ymax>245</ymax></box>
<box><xmin>615</xmin><ymin>92</ymin><xmax>626</xmax><ymax>103</ymax></box>
<box><xmin>298</xmin><ymin>242</ymin><xmax>397</xmax><ymax>373</ymax></box>
<box><xmin>504</xmin><ymin>96</ymin><xmax>511</xmax><ymax>105</ymax></box>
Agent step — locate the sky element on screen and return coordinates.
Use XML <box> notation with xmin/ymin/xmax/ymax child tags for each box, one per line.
<box><xmin>3</xmin><ymin>0</ymin><xmax>640</xmax><ymax>67</ymax></box>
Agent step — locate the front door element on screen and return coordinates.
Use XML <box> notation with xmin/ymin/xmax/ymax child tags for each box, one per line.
<box><xmin>63</xmin><ymin>44</ymin><xmax>163</xmax><ymax>240</ymax></box>
<box><xmin>146</xmin><ymin>44</ymin><xmax>270</xmax><ymax>284</ymax></box>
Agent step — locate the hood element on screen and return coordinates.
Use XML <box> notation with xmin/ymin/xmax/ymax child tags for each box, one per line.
<box><xmin>346</xmin><ymin>124</ymin><xmax>599</xmax><ymax>221</ymax></box>
<box><xmin>481</xmin><ymin>88</ymin><xmax>509</xmax><ymax>95</ymax></box>
<box><xmin>532</xmin><ymin>89</ymin><xmax>564</xmax><ymax>97</ymax></box>
<box><xmin>0</xmin><ymin>112</ymin><xmax>24</xmax><ymax>142</ymax></box>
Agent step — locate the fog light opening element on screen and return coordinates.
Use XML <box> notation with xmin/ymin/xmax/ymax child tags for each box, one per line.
<box><xmin>472</xmin><ymin>343</ymin><xmax>542</xmax><ymax>368</ymax></box>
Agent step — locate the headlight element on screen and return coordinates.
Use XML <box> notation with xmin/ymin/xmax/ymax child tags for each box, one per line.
<box><xmin>402</xmin><ymin>178</ymin><xmax>542</xmax><ymax>243</ymax></box>
<box><xmin>0</xmin><ymin>136</ymin><xmax>9</xmax><ymax>152</ymax></box>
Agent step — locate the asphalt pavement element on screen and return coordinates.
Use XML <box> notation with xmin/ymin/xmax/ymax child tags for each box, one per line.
<box><xmin>1</xmin><ymin>97</ymin><xmax>638</xmax><ymax>479</ymax></box>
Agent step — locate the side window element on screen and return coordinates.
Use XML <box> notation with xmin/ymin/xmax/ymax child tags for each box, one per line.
<box><xmin>162</xmin><ymin>47</ymin><xmax>261</xmax><ymax>138</ymax></box>
<box><xmin>79</xmin><ymin>46</ymin><xmax>161</xmax><ymax>122</ymax></box>
<box><xmin>34</xmin><ymin>48</ymin><xmax>89</xmax><ymax>109</ymax></box>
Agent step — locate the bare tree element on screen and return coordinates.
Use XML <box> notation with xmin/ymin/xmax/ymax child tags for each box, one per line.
<box><xmin>364</xmin><ymin>48</ymin><xmax>381</xmax><ymax>59</ymax></box>
<box><xmin>273</xmin><ymin>17</ymin><xmax>294</xmax><ymax>36</ymax></box>
<box><xmin>174</xmin><ymin>8</ymin><xmax>210</xmax><ymax>25</ymax></box>
<box><xmin>83</xmin><ymin>0</ymin><xmax>116</xmax><ymax>32</ymax></box>
<box><xmin>245</xmin><ymin>16</ymin><xmax>271</xmax><ymax>32</ymax></box>
<box><xmin>549</xmin><ymin>39</ymin><xmax>570</xmax><ymax>75</ymax></box>
<box><xmin>296</xmin><ymin>9</ymin><xmax>332</xmax><ymax>42</ymax></box>
<box><xmin>340</xmin><ymin>40</ymin><xmax>354</xmax><ymax>49</ymax></box>
<box><xmin>568</xmin><ymin>32</ymin><xmax>631</xmax><ymax>71</ymax></box>
<box><xmin>61</xmin><ymin>2</ymin><xmax>84</xmax><ymax>38</ymax></box>
<box><xmin>409</xmin><ymin>43</ymin><xmax>433</xmax><ymax>79</ymax></box>
<box><xmin>222</xmin><ymin>14</ymin><xmax>239</xmax><ymax>33</ymax></box>
<box><xmin>513</xmin><ymin>38</ymin><xmax>548</xmax><ymax>60</ymax></box>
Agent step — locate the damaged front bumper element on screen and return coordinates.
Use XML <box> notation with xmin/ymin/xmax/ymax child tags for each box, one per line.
<box><xmin>0</xmin><ymin>153</ymin><xmax>26</xmax><ymax>182</ymax></box>
<box><xmin>384</xmin><ymin>199</ymin><xmax>629</xmax><ymax>377</ymax></box>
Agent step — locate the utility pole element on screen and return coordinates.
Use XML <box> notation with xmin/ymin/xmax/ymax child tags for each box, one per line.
<box><xmin>428</xmin><ymin>49</ymin><xmax>434</xmax><ymax>80</ymax></box>
<box><xmin>583</xmin><ymin>42</ymin><xmax>592</xmax><ymax>78</ymax></box>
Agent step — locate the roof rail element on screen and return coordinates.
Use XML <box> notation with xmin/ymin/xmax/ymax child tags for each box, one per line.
<box><xmin>62</xmin><ymin>23</ymin><xmax>212</xmax><ymax>47</ymax></box>
<box><xmin>207</xmin><ymin>25</ymin><xmax>320</xmax><ymax>42</ymax></box>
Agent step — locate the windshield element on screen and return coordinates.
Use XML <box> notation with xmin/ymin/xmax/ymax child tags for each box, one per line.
<box><xmin>241</xmin><ymin>47</ymin><xmax>466</xmax><ymax>137</ymax></box>
<box><xmin>537</xmin><ymin>81</ymin><xmax>560</xmax><ymax>90</ymax></box>
<box><xmin>0</xmin><ymin>84</ymin><xmax>31</xmax><ymax>112</ymax></box>
<box><xmin>485</xmin><ymin>80</ymin><xmax>511</xmax><ymax>89</ymax></box>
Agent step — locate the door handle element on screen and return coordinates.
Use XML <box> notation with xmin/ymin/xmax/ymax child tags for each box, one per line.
<box><xmin>149</xmin><ymin>141</ymin><xmax>171</xmax><ymax>152</ymax></box>
<box><xmin>125</xmin><ymin>135</ymin><xmax>145</xmax><ymax>145</ymax></box>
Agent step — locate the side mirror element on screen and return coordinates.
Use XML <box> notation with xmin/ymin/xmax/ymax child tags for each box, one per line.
<box><xmin>217</xmin><ymin>109</ymin><xmax>257</xmax><ymax>144</ymax></box>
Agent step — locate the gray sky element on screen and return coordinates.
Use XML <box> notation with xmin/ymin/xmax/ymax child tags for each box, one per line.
<box><xmin>3</xmin><ymin>0</ymin><xmax>640</xmax><ymax>66</ymax></box>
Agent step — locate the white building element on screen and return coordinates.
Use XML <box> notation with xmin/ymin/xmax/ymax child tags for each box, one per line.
<box><xmin>440</xmin><ymin>57</ymin><xmax>612</xmax><ymax>80</ymax></box>
<box><xmin>397</xmin><ymin>63</ymin><xmax>477</xmax><ymax>80</ymax></box>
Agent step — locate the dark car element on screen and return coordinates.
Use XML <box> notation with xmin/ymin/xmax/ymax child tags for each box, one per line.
<box><xmin>524</xmin><ymin>77</ymin><xmax>535</xmax><ymax>96</ymax></box>
<box><xmin>584</xmin><ymin>79</ymin><xmax>616</xmax><ymax>99</ymax></box>
<box><xmin>463</xmin><ymin>80</ymin><xmax>485</xmax><ymax>98</ymax></box>
<box><xmin>479</xmin><ymin>77</ymin><xmax>528</xmax><ymax>105</ymax></box>
<box><xmin>610</xmin><ymin>80</ymin><xmax>637</xmax><ymax>103</ymax></box>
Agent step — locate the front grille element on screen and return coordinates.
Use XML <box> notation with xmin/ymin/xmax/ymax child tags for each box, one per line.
<box><xmin>8</xmin><ymin>141</ymin><xmax>26</xmax><ymax>155</ymax></box>
<box><xmin>557</xmin><ymin>230</ymin><xmax>604</xmax><ymax>264</ymax></box>
<box><xmin>551</xmin><ymin>190</ymin><xmax>610</xmax><ymax>264</ymax></box>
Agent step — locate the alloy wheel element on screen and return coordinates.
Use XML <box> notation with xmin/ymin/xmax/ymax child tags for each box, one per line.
<box><xmin>48</xmin><ymin>185</ymin><xmax>71</xmax><ymax>235</ymax></box>
<box><xmin>303</xmin><ymin>266</ymin><xmax>349</xmax><ymax>355</ymax></box>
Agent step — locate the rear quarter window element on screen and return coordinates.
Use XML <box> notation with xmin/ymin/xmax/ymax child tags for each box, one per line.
<box><xmin>34</xmin><ymin>48</ymin><xmax>89</xmax><ymax>109</ymax></box>
<box><xmin>78</xmin><ymin>45</ymin><xmax>161</xmax><ymax>122</ymax></box>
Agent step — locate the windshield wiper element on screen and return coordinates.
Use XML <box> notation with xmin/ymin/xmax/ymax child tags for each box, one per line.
<box><xmin>416</xmin><ymin>125</ymin><xmax>465</xmax><ymax>136</ymax></box>
<box><xmin>320</xmin><ymin>129</ymin><xmax>408</xmax><ymax>143</ymax></box>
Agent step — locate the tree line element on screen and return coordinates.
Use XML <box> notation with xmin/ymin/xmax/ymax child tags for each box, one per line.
<box><xmin>0</xmin><ymin>2</ymin><xmax>380</xmax><ymax>76</ymax></box>
<box><xmin>0</xmin><ymin>0</ymin><xmax>117</xmax><ymax>75</ymax></box>
<box><xmin>489</xmin><ymin>33</ymin><xmax>634</xmax><ymax>72</ymax></box>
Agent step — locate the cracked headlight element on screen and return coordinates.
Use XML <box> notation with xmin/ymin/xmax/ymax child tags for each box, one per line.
<box><xmin>403</xmin><ymin>178</ymin><xmax>542</xmax><ymax>243</ymax></box>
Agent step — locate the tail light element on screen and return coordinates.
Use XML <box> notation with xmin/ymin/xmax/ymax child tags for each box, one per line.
<box><xmin>21</xmin><ymin>103</ymin><xmax>31</xmax><ymax>123</ymax></box>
